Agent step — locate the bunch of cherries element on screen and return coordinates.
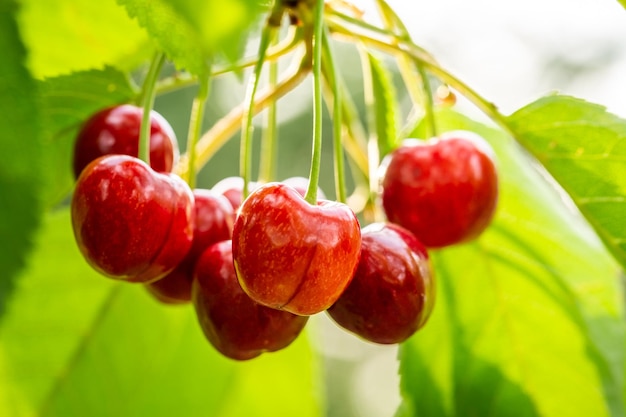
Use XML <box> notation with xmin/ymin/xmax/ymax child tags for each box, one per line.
<box><xmin>71</xmin><ymin>104</ymin><xmax>498</xmax><ymax>360</ymax></box>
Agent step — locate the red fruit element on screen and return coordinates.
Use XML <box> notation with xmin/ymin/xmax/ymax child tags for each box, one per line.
<box><xmin>327</xmin><ymin>223</ymin><xmax>435</xmax><ymax>344</ymax></box>
<box><xmin>381</xmin><ymin>130</ymin><xmax>498</xmax><ymax>248</ymax></box>
<box><xmin>71</xmin><ymin>155</ymin><xmax>194</xmax><ymax>283</ymax></box>
<box><xmin>73</xmin><ymin>104</ymin><xmax>179</xmax><ymax>178</ymax></box>
<box><xmin>232</xmin><ymin>183</ymin><xmax>361</xmax><ymax>316</ymax></box>
<box><xmin>146</xmin><ymin>189</ymin><xmax>234</xmax><ymax>304</ymax></box>
<box><xmin>193</xmin><ymin>240</ymin><xmax>309</xmax><ymax>360</ymax></box>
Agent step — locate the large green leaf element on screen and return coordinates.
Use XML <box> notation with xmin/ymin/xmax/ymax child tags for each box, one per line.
<box><xmin>507</xmin><ymin>95</ymin><xmax>626</xmax><ymax>272</ymax></box>
<box><xmin>38</xmin><ymin>67</ymin><xmax>137</xmax><ymax>208</ymax></box>
<box><xmin>397</xmin><ymin>110</ymin><xmax>624</xmax><ymax>417</ymax></box>
<box><xmin>0</xmin><ymin>210</ymin><xmax>323</xmax><ymax>417</ymax></box>
<box><xmin>118</xmin><ymin>0</ymin><xmax>268</xmax><ymax>75</ymax></box>
<box><xmin>0</xmin><ymin>0</ymin><xmax>42</xmax><ymax>320</ymax></box>
<box><xmin>17</xmin><ymin>0</ymin><xmax>150</xmax><ymax>78</ymax></box>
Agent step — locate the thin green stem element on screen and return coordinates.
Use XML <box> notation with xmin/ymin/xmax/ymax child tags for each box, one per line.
<box><xmin>185</xmin><ymin>77</ymin><xmax>210</xmax><ymax>189</ymax></box>
<box><xmin>258</xmin><ymin>32</ymin><xmax>280</xmax><ymax>184</ymax></box>
<box><xmin>139</xmin><ymin>52</ymin><xmax>165</xmax><ymax>164</ymax></box>
<box><xmin>375</xmin><ymin>0</ymin><xmax>436</xmax><ymax>137</ymax></box>
<box><xmin>304</xmin><ymin>0</ymin><xmax>325</xmax><ymax>205</ymax></box>
<box><xmin>241</xmin><ymin>25</ymin><xmax>277</xmax><ymax>199</ymax></box>
<box><xmin>336</xmin><ymin>27</ymin><xmax>511</xmax><ymax>133</ymax></box>
<box><xmin>321</xmin><ymin>29</ymin><xmax>346</xmax><ymax>203</ymax></box>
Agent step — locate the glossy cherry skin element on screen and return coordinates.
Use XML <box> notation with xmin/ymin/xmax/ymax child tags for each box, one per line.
<box><xmin>232</xmin><ymin>183</ymin><xmax>362</xmax><ymax>316</ymax></box>
<box><xmin>73</xmin><ymin>104</ymin><xmax>179</xmax><ymax>178</ymax></box>
<box><xmin>381</xmin><ymin>130</ymin><xmax>498</xmax><ymax>248</ymax></box>
<box><xmin>193</xmin><ymin>240</ymin><xmax>309</xmax><ymax>360</ymax></box>
<box><xmin>146</xmin><ymin>189</ymin><xmax>234</xmax><ymax>304</ymax></box>
<box><xmin>327</xmin><ymin>223</ymin><xmax>434</xmax><ymax>344</ymax></box>
<box><xmin>71</xmin><ymin>155</ymin><xmax>194</xmax><ymax>283</ymax></box>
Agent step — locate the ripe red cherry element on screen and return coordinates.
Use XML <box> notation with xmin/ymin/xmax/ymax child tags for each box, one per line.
<box><xmin>71</xmin><ymin>155</ymin><xmax>194</xmax><ymax>283</ymax></box>
<box><xmin>146</xmin><ymin>189</ymin><xmax>234</xmax><ymax>304</ymax></box>
<box><xmin>327</xmin><ymin>223</ymin><xmax>435</xmax><ymax>344</ymax></box>
<box><xmin>193</xmin><ymin>240</ymin><xmax>309</xmax><ymax>360</ymax></box>
<box><xmin>73</xmin><ymin>104</ymin><xmax>179</xmax><ymax>178</ymax></box>
<box><xmin>381</xmin><ymin>130</ymin><xmax>498</xmax><ymax>248</ymax></box>
<box><xmin>232</xmin><ymin>183</ymin><xmax>361</xmax><ymax>316</ymax></box>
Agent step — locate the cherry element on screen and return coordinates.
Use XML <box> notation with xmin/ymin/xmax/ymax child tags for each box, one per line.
<box><xmin>232</xmin><ymin>183</ymin><xmax>361</xmax><ymax>316</ymax></box>
<box><xmin>327</xmin><ymin>223</ymin><xmax>434</xmax><ymax>344</ymax></box>
<box><xmin>146</xmin><ymin>189</ymin><xmax>234</xmax><ymax>304</ymax></box>
<box><xmin>193</xmin><ymin>240</ymin><xmax>309</xmax><ymax>360</ymax></box>
<box><xmin>71</xmin><ymin>154</ymin><xmax>194</xmax><ymax>283</ymax></box>
<box><xmin>381</xmin><ymin>130</ymin><xmax>498</xmax><ymax>248</ymax></box>
<box><xmin>73</xmin><ymin>104</ymin><xmax>179</xmax><ymax>178</ymax></box>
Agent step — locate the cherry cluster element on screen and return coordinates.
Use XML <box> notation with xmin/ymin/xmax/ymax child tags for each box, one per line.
<box><xmin>71</xmin><ymin>104</ymin><xmax>498</xmax><ymax>361</ymax></box>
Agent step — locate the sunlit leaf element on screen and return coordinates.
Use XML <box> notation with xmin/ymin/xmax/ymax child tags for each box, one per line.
<box><xmin>17</xmin><ymin>0</ymin><xmax>150</xmax><ymax>78</ymax></box>
<box><xmin>38</xmin><ymin>67</ymin><xmax>137</xmax><ymax>208</ymax></box>
<box><xmin>0</xmin><ymin>210</ymin><xmax>323</xmax><ymax>417</ymax></box>
<box><xmin>366</xmin><ymin>52</ymin><xmax>398</xmax><ymax>159</ymax></box>
<box><xmin>397</xmin><ymin>110</ymin><xmax>625</xmax><ymax>417</ymax></box>
<box><xmin>118</xmin><ymin>0</ymin><xmax>268</xmax><ymax>75</ymax></box>
<box><xmin>0</xmin><ymin>0</ymin><xmax>42</xmax><ymax>320</ymax></box>
<box><xmin>508</xmin><ymin>95</ymin><xmax>626</xmax><ymax>272</ymax></box>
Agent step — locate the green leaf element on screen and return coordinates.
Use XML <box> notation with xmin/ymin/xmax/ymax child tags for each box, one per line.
<box><xmin>0</xmin><ymin>0</ymin><xmax>42</xmax><ymax>320</ymax></box>
<box><xmin>397</xmin><ymin>110</ymin><xmax>625</xmax><ymax>417</ymax></box>
<box><xmin>17</xmin><ymin>0</ymin><xmax>150</xmax><ymax>79</ymax></box>
<box><xmin>617</xmin><ymin>1</ymin><xmax>626</xmax><ymax>10</ymax></box>
<box><xmin>366</xmin><ymin>52</ymin><xmax>398</xmax><ymax>159</ymax></box>
<box><xmin>118</xmin><ymin>0</ymin><xmax>268</xmax><ymax>75</ymax></box>
<box><xmin>0</xmin><ymin>210</ymin><xmax>323</xmax><ymax>417</ymax></box>
<box><xmin>507</xmin><ymin>95</ymin><xmax>626</xmax><ymax>272</ymax></box>
<box><xmin>38</xmin><ymin>67</ymin><xmax>137</xmax><ymax>208</ymax></box>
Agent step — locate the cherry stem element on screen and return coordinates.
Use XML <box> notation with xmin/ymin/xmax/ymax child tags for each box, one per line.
<box><xmin>375</xmin><ymin>0</ymin><xmax>437</xmax><ymax>137</ymax></box>
<box><xmin>185</xmin><ymin>76</ymin><xmax>209</xmax><ymax>189</ymax></box>
<box><xmin>376</xmin><ymin>0</ymin><xmax>437</xmax><ymax>139</ymax></box>
<box><xmin>328</xmin><ymin>20</ymin><xmax>511</xmax><ymax>134</ymax></box>
<box><xmin>174</xmin><ymin>55</ymin><xmax>309</xmax><ymax>181</ymax></box>
<box><xmin>258</xmin><ymin>32</ymin><xmax>280</xmax><ymax>184</ymax></box>
<box><xmin>321</xmin><ymin>28</ymin><xmax>346</xmax><ymax>203</ymax></box>
<box><xmin>304</xmin><ymin>0</ymin><xmax>325</xmax><ymax>205</ymax></box>
<box><xmin>138</xmin><ymin>52</ymin><xmax>165</xmax><ymax>165</ymax></box>
<box><xmin>241</xmin><ymin>24</ymin><xmax>277</xmax><ymax>200</ymax></box>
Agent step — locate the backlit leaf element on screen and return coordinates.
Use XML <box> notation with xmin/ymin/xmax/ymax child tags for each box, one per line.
<box><xmin>118</xmin><ymin>0</ymin><xmax>268</xmax><ymax>75</ymax></box>
<box><xmin>397</xmin><ymin>110</ymin><xmax>624</xmax><ymax>417</ymax></box>
<box><xmin>366</xmin><ymin>52</ymin><xmax>398</xmax><ymax>159</ymax></box>
<box><xmin>0</xmin><ymin>0</ymin><xmax>42</xmax><ymax>320</ymax></box>
<box><xmin>0</xmin><ymin>210</ymin><xmax>323</xmax><ymax>417</ymax></box>
<box><xmin>17</xmin><ymin>0</ymin><xmax>150</xmax><ymax>78</ymax></box>
<box><xmin>507</xmin><ymin>95</ymin><xmax>626</xmax><ymax>272</ymax></box>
